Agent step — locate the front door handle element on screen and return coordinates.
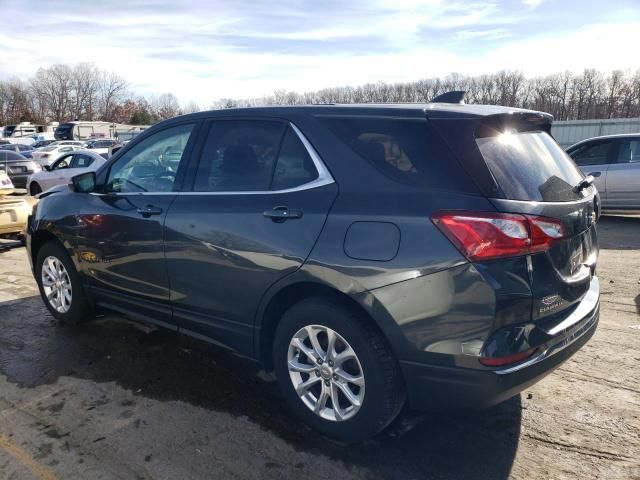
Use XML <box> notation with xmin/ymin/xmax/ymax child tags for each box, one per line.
<box><xmin>136</xmin><ymin>205</ymin><xmax>163</xmax><ymax>217</ymax></box>
<box><xmin>588</xmin><ymin>171</ymin><xmax>602</xmax><ymax>177</ymax></box>
<box><xmin>263</xmin><ymin>206</ymin><xmax>303</xmax><ymax>222</ymax></box>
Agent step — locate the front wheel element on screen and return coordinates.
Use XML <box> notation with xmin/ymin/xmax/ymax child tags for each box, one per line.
<box><xmin>273</xmin><ymin>297</ymin><xmax>405</xmax><ymax>442</ymax></box>
<box><xmin>35</xmin><ymin>240</ymin><xmax>91</xmax><ymax>325</ymax></box>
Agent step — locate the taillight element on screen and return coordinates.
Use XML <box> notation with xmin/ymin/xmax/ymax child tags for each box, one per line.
<box><xmin>479</xmin><ymin>348</ymin><xmax>537</xmax><ymax>367</ymax></box>
<box><xmin>432</xmin><ymin>211</ymin><xmax>566</xmax><ymax>261</ymax></box>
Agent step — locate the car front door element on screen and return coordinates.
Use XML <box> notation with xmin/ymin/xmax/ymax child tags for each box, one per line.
<box><xmin>567</xmin><ymin>139</ymin><xmax>615</xmax><ymax>206</ymax></box>
<box><xmin>163</xmin><ymin>119</ymin><xmax>338</xmax><ymax>354</ymax></box>
<box><xmin>605</xmin><ymin>137</ymin><xmax>640</xmax><ymax>210</ymax></box>
<box><xmin>51</xmin><ymin>153</ymin><xmax>99</xmax><ymax>187</ymax></box>
<box><xmin>40</xmin><ymin>154</ymin><xmax>73</xmax><ymax>191</ymax></box>
<box><xmin>75</xmin><ymin>122</ymin><xmax>198</xmax><ymax>329</ymax></box>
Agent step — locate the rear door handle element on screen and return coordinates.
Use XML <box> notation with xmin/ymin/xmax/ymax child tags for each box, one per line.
<box><xmin>263</xmin><ymin>206</ymin><xmax>303</xmax><ymax>222</ymax></box>
<box><xmin>136</xmin><ymin>205</ymin><xmax>163</xmax><ymax>217</ymax></box>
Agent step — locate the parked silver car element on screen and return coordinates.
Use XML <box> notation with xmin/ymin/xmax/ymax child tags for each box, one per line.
<box><xmin>567</xmin><ymin>134</ymin><xmax>640</xmax><ymax>212</ymax></box>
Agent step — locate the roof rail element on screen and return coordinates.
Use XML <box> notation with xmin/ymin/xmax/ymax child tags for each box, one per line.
<box><xmin>430</xmin><ymin>90</ymin><xmax>466</xmax><ymax>104</ymax></box>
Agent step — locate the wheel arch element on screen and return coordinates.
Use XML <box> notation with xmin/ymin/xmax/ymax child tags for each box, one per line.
<box><xmin>256</xmin><ymin>279</ymin><xmax>402</xmax><ymax>371</ymax></box>
<box><xmin>28</xmin><ymin>180</ymin><xmax>41</xmax><ymax>196</ymax></box>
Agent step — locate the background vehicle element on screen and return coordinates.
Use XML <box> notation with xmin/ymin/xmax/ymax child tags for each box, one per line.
<box><xmin>31</xmin><ymin>144</ymin><xmax>84</xmax><ymax>166</ymax></box>
<box><xmin>32</xmin><ymin>140</ymin><xmax>57</xmax><ymax>149</ymax></box>
<box><xmin>107</xmin><ymin>141</ymin><xmax>127</xmax><ymax>158</ymax></box>
<box><xmin>27</xmin><ymin>150</ymin><xmax>106</xmax><ymax>195</ymax></box>
<box><xmin>27</xmin><ymin>102</ymin><xmax>599</xmax><ymax>442</ymax></box>
<box><xmin>567</xmin><ymin>133</ymin><xmax>640</xmax><ymax>211</ymax></box>
<box><xmin>3</xmin><ymin>122</ymin><xmax>45</xmax><ymax>138</ymax></box>
<box><xmin>54</xmin><ymin>121</ymin><xmax>145</xmax><ymax>141</ymax></box>
<box><xmin>0</xmin><ymin>150</ymin><xmax>41</xmax><ymax>188</ymax></box>
<box><xmin>84</xmin><ymin>139</ymin><xmax>119</xmax><ymax>157</ymax></box>
<box><xmin>0</xmin><ymin>143</ymin><xmax>36</xmax><ymax>158</ymax></box>
<box><xmin>0</xmin><ymin>172</ymin><xmax>15</xmax><ymax>195</ymax></box>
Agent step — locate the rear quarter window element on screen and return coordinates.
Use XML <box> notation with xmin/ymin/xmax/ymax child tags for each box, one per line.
<box><xmin>317</xmin><ymin>116</ymin><xmax>477</xmax><ymax>193</ymax></box>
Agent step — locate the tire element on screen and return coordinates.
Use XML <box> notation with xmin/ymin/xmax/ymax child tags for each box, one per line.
<box><xmin>35</xmin><ymin>240</ymin><xmax>91</xmax><ymax>325</ymax></box>
<box><xmin>273</xmin><ymin>297</ymin><xmax>405</xmax><ymax>442</ymax></box>
<box><xmin>30</xmin><ymin>182</ymin><xmax>42</xmax><ymax>196</ymax></box>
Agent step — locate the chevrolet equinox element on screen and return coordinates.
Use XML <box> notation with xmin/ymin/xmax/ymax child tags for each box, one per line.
<box><xmin>26</xmin><ymin>98</ymin><xmax>600</xmax><ymax>442</ymax></box>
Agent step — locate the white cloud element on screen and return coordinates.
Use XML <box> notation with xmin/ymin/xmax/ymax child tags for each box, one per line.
<box><xmin>522</xmin><ymin>0</ymin><xmax>544</xmax><ymax>7</ymax></box>
<box><xmin>0</xmin><ymin>1</ymin><xmax>637</xmax><ymax>107</ymax></box>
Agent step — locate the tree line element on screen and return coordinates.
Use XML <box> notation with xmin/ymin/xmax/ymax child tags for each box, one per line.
<box><xmin>215</xmin><ymin>69</ymin><xmax>640</xmax><ymax>121</ymax></box>
<box><xmin>2</xmin><ymin>64</ymin><xmax>639</xmax><ymax>127</ymax></box>
<box><xmin>0</xmin><ymin>63</ymin><xmax>187</xmax><ymax>127</ymax></box>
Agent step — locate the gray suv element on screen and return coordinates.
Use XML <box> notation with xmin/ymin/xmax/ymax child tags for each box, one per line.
<box><xmin>26</xmin><ymin>98</ymin><xmax>600</xmax><ymax>441</ymax></box>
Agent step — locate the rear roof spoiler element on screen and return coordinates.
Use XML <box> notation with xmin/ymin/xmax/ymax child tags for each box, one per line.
<box><xmin>430</xmin><ymin>90</ymin><xmax>466</xmax><ymax>104</ymax></box>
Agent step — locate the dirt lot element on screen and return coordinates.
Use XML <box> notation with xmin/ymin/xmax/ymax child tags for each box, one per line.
<box><xmin>0</xmin><ymin>216</ymin><xmax>638</xmax><ymax>480</ymax></box>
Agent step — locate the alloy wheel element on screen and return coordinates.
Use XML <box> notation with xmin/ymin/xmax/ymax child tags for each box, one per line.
<box><xmin>41</xmin><ymin>256</ymin><xmax>72</xmax><ymax>313</ymax></box>
<box><xmin>287</xmin><ymin>324</ymin><xmax>365</xmax><ymax>421</ymax></box>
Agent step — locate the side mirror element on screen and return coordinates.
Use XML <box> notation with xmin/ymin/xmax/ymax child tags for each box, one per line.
<box><xmin>43</xmin><ymin>165</ymin><xmax>51</xmax><ymax>172</ymax></box>
<box><xmin>71</xmin><ymin>171</ymin><xmax>96</xmax><ymax>193</ymax></box>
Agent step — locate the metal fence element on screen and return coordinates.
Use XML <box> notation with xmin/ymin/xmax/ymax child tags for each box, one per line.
<box><xmin>551</xmin><ymin>118</ymin><xmax>640</xmax><ymax>148</ymax></box>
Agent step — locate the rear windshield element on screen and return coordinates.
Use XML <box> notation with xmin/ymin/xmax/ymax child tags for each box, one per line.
<box><xmin>476</xmin><ymin>130</ymin><xmax>585</xmax><ymax>201</ymax></box>
<box><xmin>318</xmin><ymin>116</ymin><xmax>476</xmax><ymax>192</ymax></box>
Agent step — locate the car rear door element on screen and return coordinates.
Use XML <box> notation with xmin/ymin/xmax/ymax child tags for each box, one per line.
<box><xmin>75</xmin><ymin>122</ymin><xmax>199</xmax><ymax>330</ymax></box>
<box><xmin>605</xmin><ymin>137</ymin><xmax>640</xmax><ymax>210</ymax></box>
<box><xmin>567</xmin><ymin>139</ymin><xmax>615</xmax><ymax>205</ymax></box>
<box><xmin>163</xmin><ymin>118</ymin><xmax>338</xmax><ymax>355</ymax></box>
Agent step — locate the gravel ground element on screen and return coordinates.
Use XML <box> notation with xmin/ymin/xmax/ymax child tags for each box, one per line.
<box><xmin>0</xmin><ymin>216</ymin><xmax>638</xmax><ymax>480</ymax></box>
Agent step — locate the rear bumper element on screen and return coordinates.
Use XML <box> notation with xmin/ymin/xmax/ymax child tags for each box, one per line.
<box><xmin>8</xmin><ymin>174</ymin><xmax>29</xmax><ymax>188</ymax></box>
<box><xmin>401</xmin><ymin>301</ymin><xmax>599</xmax><ymax>410</ymax></box>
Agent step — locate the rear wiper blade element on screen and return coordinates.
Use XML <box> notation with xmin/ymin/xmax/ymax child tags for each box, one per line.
<box><xmin>573</xmin><ymin>175</ymin><xmax>595</xmax><ymax>193</ymax></box>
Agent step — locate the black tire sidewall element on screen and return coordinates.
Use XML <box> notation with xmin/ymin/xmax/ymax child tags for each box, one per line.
<box><xmin>273</xmin><ymin>297</ymin><xmax>403</xmax><ymax>442</ymax></box>
<box><xmin>35</xmin><ymin>240</ymin><xmax>88</xmax><ymax>325</ymax></box>
<box><xmin>30</xmin><ymin>183</ymin><xmax>41</xmax><ymax>196</ymax></box>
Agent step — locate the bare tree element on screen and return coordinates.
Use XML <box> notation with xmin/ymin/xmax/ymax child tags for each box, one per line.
<box><xmin>99</xmin><ymin>71</ymin><xmax>128</xmax><ymax>121</ymax></box>
<box><xmin>151</xmin><ymin>93</ymin><xmax>181</xmax><ymax>120</ymax></box>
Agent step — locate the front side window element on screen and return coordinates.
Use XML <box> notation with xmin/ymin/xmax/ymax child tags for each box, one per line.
<box><xmin>616</xmin><ymin>139</ymin><xmax>640</xmax><ymax>163</ymax></box>
<box><xmin>570</xmin><ymin>141</ymin><xmax>611</xmax><ymax>166</ymax></box>
<box><xmin>105</xmin><ymin>123</ymin><xmax>194</xmax><ymax>193</ymax></box>
<box><xmin>194</xmin><ymin>120</ymin><xmax>285</xmax><ymax>192</ymax></box>
<box><xmin>52</xmin><ymin>155</ymin><xmax>72</xmax><ymax>170</ymax></box>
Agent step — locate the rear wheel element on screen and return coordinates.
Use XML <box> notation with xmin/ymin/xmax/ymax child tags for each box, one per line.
<box><xmin>35</xmin><ymin>240</ymin><xmax>91</xmax><ymax>325</ymax></box>
<box><xmin>273</xmin><ymin>297</ymin><xmax>405</xmax><ymax>442</ymax></box>
<box><xmin>30</xmin><ymin>182</ymin><xmax>42</xmax><ymax>196</ymax></box>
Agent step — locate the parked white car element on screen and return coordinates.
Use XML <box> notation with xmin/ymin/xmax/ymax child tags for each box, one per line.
<box><xmin>31</xmin><ymin>144</ymin><xmax>84</xmax><ymax>166</ymax></box>
<box><xmin>27</xmin><ymin>150</ymin><xmax>106</xmax><ymax>195</ymax></box>
<box><xmin>52</xmin><ymin>141</ymin><xmax>86</xmax><ymax>147</ymax></box>
<box><xmin>84</xmin><ymin>139</ymin><xmax>119</xmax><ymax>156</ymax></box>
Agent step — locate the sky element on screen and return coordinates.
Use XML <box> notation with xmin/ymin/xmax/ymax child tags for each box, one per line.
<box><xmin>0</xmin><ymin>0</ymin><xmax>639</xmax><ymax>106</ymax></box>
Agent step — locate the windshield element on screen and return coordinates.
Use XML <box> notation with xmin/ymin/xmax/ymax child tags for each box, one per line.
<box><xmin>476</xmin><ymin>130</ymin><xmax>585</xmax><ymax>202</ymax></box>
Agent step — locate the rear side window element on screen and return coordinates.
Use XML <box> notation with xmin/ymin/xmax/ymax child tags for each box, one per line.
<box><xmin>476</xmin><ymin>130</ymin><xmax>584</xmax><ymax>202</ymax></box>
<box><xmin>70</xmin><ymin>154</ymin><xmax>95</xmax><ymax>168</ymax></box>
<box><xmin>194</xmin><ymin>120</ymin><xmax>285</xmax><ymax>192</ymax></box>
<box><xmin>317</xmin><ymin>116</ymin><xmax>475</xmax><ymax>191</ymax></box>
<box><xmin>569</xmin><ymin>141</ymin><xmax>611</xmax><ymax>166</ymax></box>
<box><xmin>616</xmin><ymin>139</ymin><xmax>640</xmax><ymax>163</ymax></box>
